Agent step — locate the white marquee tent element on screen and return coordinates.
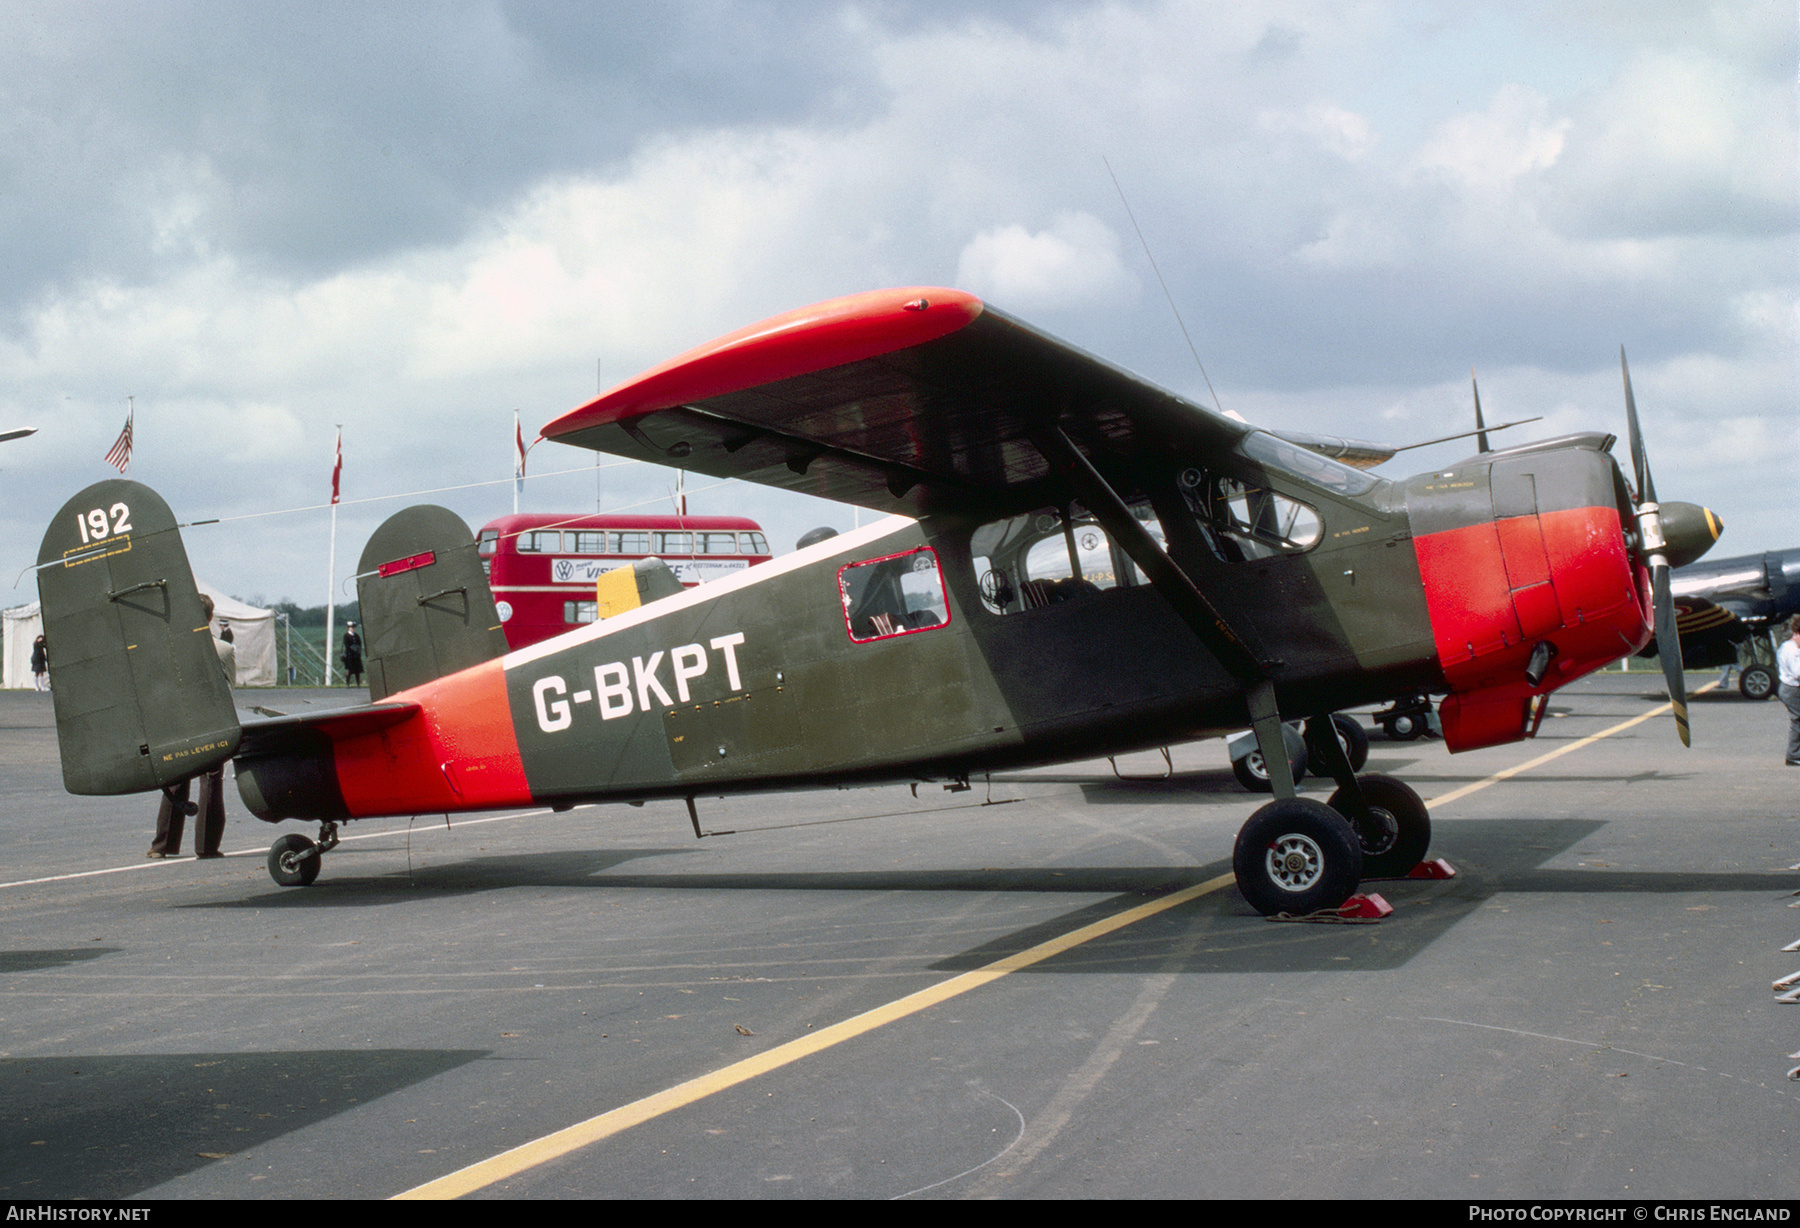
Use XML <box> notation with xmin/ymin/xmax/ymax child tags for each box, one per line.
<box><xmin>3</xmin><ymin>582</ymin><xmax>275</xmax><ymax>688</ymax></box>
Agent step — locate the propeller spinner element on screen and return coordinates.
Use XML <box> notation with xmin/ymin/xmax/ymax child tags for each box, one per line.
<box><xmin>1620</xmin><ymin>348</ymin><xmax>1723</xmax><ymax>746</ymax></box>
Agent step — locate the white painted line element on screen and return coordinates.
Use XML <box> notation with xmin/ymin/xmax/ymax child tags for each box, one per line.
<box><xmin>0</xmin><ymin>808</ymin><xmax>560</xmax><ymax>890</ymax></box>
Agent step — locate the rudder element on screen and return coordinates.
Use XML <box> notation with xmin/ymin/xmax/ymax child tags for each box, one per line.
<box><xmin>37</xmin><ymin>481</ymin><xmax>241</xmax><ymax>794</ymax></box>
<box><xmin>356</xmin><ymin>505</ymin><xmax>508</xmax><ymax>701</ymax></box>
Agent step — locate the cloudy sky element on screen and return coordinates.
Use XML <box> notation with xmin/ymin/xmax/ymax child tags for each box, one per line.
<box><xmin>2</xmin><ymin>0</ymin><xmax>1792</xmax><ymax>610</ymax></box>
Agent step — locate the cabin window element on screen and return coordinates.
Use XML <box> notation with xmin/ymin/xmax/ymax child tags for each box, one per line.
<box><xmin>971</xmin><ymin>506</ymin><xmax>1163</xmax><ymax>615</ymax></box>
<box><xmin>838</xmin><ymin>546</ymin><xmax>949</xmax><ymax>642</ymax></box>
<box><xmin>563</xmin><ymin>600</ymin><xmax>598</xmax><ymax>625</ymax></box>
<box><xmin>1179</xmin><ymin>470</ymin><xmax>1322</xmax><ymax>561</ymax></box>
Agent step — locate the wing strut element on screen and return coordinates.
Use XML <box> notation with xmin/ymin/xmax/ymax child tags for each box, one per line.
<box><xmin>1028</xmin><ymin>427</ymin><xmax>1300</xmax><ymax>798</ymax></box>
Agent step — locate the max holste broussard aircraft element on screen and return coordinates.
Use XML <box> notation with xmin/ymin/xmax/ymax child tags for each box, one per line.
<box><xmin>38</xmin><ymin>287</ymin><xmax>1725</xmax><ymax>916</ymax></box>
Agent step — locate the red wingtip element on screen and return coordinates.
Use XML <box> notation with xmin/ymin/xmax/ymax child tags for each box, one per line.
<box><xmin>543</xmin><ymin>287</ymin><xmax>984</xmax><ymax>437</ymax></box>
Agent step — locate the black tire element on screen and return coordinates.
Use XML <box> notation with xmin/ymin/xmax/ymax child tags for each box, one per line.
<box><xmin>1232</xmin><ymin>741</ymin><xmax>1309</xmax><ymax>793</ymax></box>
<box><xmin>1233</xmin><ymin>798</ymin><xmax>1364</xmax><ymax>916</ymax></box>
<box><xmin>1334</xmin><ymin>713</ymin><xmax>1371</xmax><ymax>771</ymax></box>
<box><xmin>268</xmin><ymin>834</ymin><xmax>320</xmax><ymax>887</ymax></box>
<box><xmin>1327</xmin><ymin>773</ymin><xmax>1430</xmax><ymax>879</ymax></box>
<box><xmin>1740</xmin><ymin>664</ymin><xmax>1776</xmax><ymax>701</ymax></box>
<box><xmin>1381</xmin><ymin>711</ymin><xmax>1426</xmax><ymax>741</ymax></box>
<box><xmin>1306</xmin><ymin>714</ymin><xmax>1371</xmax><ymax>776</ymax></box>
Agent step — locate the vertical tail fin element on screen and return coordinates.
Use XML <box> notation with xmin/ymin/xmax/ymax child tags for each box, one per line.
<box><xmin>37</xmin><ymin>481</ymin><xmax>240</xmax><ymax>794</ymax></box>
<box><xmin>356</xmin><ymin>505</ymin><xmax>508</xmax><ymax>701</ymax></box>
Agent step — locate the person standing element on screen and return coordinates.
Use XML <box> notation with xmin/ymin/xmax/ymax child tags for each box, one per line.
<box><xmin>148</xmin><ymin>596</ymin><xmax>236</xmax><ymax>859</ymax></box>
<box><xmin>1780</xmin><ymin>614</ymin><xmax>1800</xmax><ymax>767</ymax></box>
<box><xmin>343</xmin><ymin>622</ymin><xmax>363</xmax><ymax>687</ymax></box>
<box><xmin>29</xmin><ymin>634</ymin><xmax>47</xmax><ymax>691</ymax></box>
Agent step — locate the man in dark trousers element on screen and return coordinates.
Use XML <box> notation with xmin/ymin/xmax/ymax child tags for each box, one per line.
<box><xmin>148</xmin><ymin>595</ymin><xmax>237</xmax><ymax>859</ymax></box>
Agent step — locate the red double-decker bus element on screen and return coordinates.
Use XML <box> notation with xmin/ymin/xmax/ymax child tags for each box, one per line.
<box><xmin>478</xmin><ymin>512</ymin><xmax>773</xmax><ymax>650</ymax></box>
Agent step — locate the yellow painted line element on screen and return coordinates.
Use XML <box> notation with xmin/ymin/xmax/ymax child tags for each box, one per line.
<box><xmin>1426</xmin><ymin>681</ymin><xmax>1718</xmax><ymax>810</ymax></box>
<box><xmin>397</xmin><ymin>685</ymin><xmax>1705</xmax><ymax>1198</ymax></box>
<box><xmin>393</xmin><ymin>872</ymin><xmax>1237</xmax><ymax>1199</ymax></box>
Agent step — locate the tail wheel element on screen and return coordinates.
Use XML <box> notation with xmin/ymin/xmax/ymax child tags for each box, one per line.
<box><xmin>1740</xmin><ymin>664</ymin><xmax>1776</xmax><ymax>701</ymax></box>
<box><xmin>1232</xmin><ymin>742</ymin><xmax>1309</xmax><ymax>793</ymax></box>
<box><xmin>1233</xmin><ymin>798</ymin><xmax>1363</xmax><ymax>916</ymax></box>
<box><xmin>268</xmin><ymin>834</ymin><xmax>321</xmax><ymax>887</ymax></box>
<box><xmin>1327</xmin><ymin>774</ymin><xmax>1430</xmax><ymax>879</ymax></box>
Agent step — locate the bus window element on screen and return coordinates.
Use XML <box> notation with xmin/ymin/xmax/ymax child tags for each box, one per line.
<box><xmin>563</xmin><ymin>600</ymin><xmax>598</xmax><ymax>625</ymax></box>
<box><xmin>573</xmin><ymin>531</ymin><xmax>606</xmax><ymax>554</ymax></box>
<box><xmin>700</xmin><ymin>532</ymin><xmax>739</xmax><ymax>554</ymax></box>
<box><xmin>745</xmin><ymin>532</ymin><xmax>769</xmax><ymax>555</ymax></box>
<box><xmin>657</xmin><ymin>531</ymin><xmax>693</xmax><ymax>553</ymax></box>
<box><xmin>478</xmin><ymin>529</ymin><xmax>499</xmax><ymax>557</ymax></box>
<box><xmin>613</xmin><ymin>530</ymin><xmax>650</xmax><ymax>553</ymax></box>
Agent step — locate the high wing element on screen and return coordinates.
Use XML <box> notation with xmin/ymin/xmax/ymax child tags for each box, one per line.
<box><xmin>539</xmin><ymin>287</ymin><xmax>1249</xmax><ymax>518</ymax></box>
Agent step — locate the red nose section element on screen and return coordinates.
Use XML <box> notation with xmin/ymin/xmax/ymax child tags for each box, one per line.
<box><xmin>1415</xmin><ymin>504</ymin><xmax>1648</xmax><ymax>751</ymax></box>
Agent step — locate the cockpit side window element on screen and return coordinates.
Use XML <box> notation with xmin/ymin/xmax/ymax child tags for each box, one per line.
<box><xmin>1178</xmin><ymin>467</ymin><xmax>1322</xmax><ymax>561</ymax></box>
<box><xmin>838</xmin><ymin>546</ymin><xmax>950</xmax><ymax>642</ymax></box>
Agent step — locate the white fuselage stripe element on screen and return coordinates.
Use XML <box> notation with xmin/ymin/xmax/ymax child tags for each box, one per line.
<box><xmin>502</xmin><ymin>516</ymin><xmax>918</xmax><ymax>670</ymax></box>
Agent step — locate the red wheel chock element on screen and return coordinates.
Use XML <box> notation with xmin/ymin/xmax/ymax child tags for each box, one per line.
<box><xmin>1337</xmin><ymin>892</ymin><xmax>1393</xmax><ymax>919</ymax></box>
<box><xmin>1407</xmin><ymin>858</ymin><xmax>1457</xmax><ymax>880</ymax></box>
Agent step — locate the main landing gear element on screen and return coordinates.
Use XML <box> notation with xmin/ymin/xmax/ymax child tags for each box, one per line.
<box><xmin>1739</xmin><ymin>664</ymin><xmax>1776</xmax><ymax>701</ymax></box>
<box><xmin>1231</xmin><ymin>712</ymin><xmax>1433</xmax><ymax>916</ymax></box>
<box><xmin>267</xmin><ymin>821</ymin><xmax>339</xmax><ymax>887</ymax></box>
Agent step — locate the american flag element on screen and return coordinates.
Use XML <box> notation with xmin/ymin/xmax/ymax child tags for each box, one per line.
<box><xmin>104</xmin><ymin>406</ymin><xmax>133</xmax><ymax>473</ymax></box>
<box><xmin>330</xmin><ymin>429</ymin><xmax>342</xmax><ymax>505</ymax></box>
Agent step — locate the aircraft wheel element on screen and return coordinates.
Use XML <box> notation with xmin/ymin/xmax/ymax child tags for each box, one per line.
<box><xmin>1306</xmin><ymin>714</ymin><xmax>1370</xmax><ymax>775</ymax></box>
<box><xmin>1740</xmin><ymin>664</ymin><xmax>1776</xmax><ymax>701</ymax></box>
<box><xmin>1381</xmin><ymin>712</ymin><xmax>1426</xmax><ymax>741</ymax></box>
<box><xmin>1328</xmin><ymin>774</ymin><xmax>1430</xmax><ymax>879</ymax></box>
<box><xmin>268</xmin><ymin>834</ymin><xmax>321</xmax><ymax>888</ymax></box>
<box><xmin>1233</xmin><ymin>742</ymin><xmax>1308</xmax><ymax>793</ymax></box>
<box><xmin>1233</xmin><ymin>798</ymin><xmax>1363</xmax><ymax>916</ymax></box>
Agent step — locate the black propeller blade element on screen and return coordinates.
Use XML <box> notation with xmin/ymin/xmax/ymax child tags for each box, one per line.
<box><xmin>1472</xmin><ymin>369</ymin><xmax>1490</xmax><ymax>454</ymax></box>
<box><xmin>1621</xmin><ymin>347</ymin><xmax>1689</xmax><ymax>746</ymax></box>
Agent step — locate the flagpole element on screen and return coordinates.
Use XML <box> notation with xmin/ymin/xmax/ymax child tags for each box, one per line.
<box><xmin>324</xmin><ymin>427</ymin><xmax>341</xmax><ymax>687</ymax></box>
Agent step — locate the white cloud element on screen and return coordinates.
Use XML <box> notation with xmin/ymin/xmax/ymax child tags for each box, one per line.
<box><xmin>1259</xmin><ymin>102</ymin><xmax>1378</xmax><ymax>161</ymax></box>
<box><xmin>954</xmin><ymin>212</ymin><xmax>1137</xmax><ymax>313</ymax></box>
<box><xmin>1410</xmin><ymin>84</ymin><xmax>1570</xmax><ymax>192</ymax></box>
